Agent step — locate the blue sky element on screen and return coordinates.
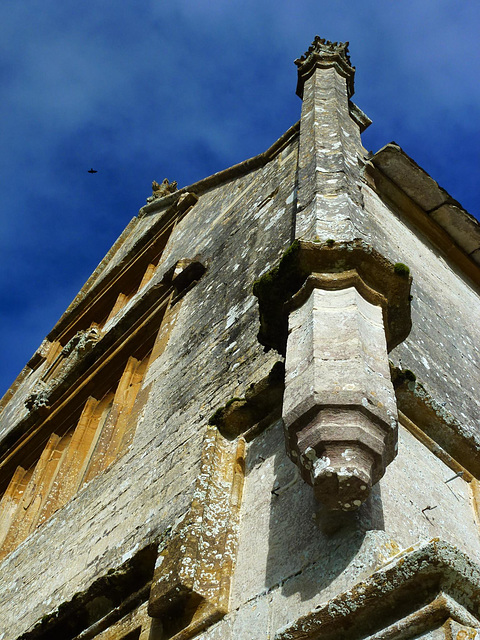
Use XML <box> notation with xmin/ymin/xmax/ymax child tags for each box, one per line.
<box><xmin>1</xmin><ymin>1</ymin><xmax>479</xmax><ymax>396</ymax></box>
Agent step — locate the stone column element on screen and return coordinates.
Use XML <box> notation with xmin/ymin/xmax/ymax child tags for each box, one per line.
<box><xmin>257</xmin><ymin>39</ymin><xmax>411</xmax><ymax>511</ymax></box>
<box><xmin>295</xmin><ymin>37</ymin><xmax>371</xmax><ymax>242</ymax></box>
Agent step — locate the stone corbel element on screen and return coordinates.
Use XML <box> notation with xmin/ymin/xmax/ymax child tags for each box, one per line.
<box><xmin>254</xmin><ymin>240</ymin><xmax>412</xmax><ymax>511</ymax></box>
<box><xmin>170</xmin><ymin>259</ymin><xmax>207</xmax><ymax>303</ymax></box>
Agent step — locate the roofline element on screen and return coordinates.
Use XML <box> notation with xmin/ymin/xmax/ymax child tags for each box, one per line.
<box><xmin>138</xmin><ymin>120</ymin><xmax>300</xmax><ymax>218</ymax></box>
<box><xmin>21</xmin><ymin>122</ymin><xmax>300</xmax><ymax>360</ymax></box>
<box><xmin>364</xmin><ymin>142</ymin><xmax>480</xmax><ymax>290</ymax></box>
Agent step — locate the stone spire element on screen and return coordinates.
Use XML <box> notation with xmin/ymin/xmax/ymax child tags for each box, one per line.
<box><xmin>294</xmin><ymin>36</ymin><xmax>370</xmax><ymax>242</ymax></box>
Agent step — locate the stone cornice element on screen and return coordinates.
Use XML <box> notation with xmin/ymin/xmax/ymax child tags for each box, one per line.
<box><xmin>138</xmin><ymin>121</ymin><xmax>301</xmax><ymax>219</ymax></box>
<box><xmin>393</xmin><ymin>365</ymin><xmax>480</xmax><ymax>478</ymax></box>
<box><xmin>275</xmin><ymin>539</ymin><xmax>480</xmax><ymax>639</ymax></box>
<box><xmin>364</xmin><ymin>143</ymin><xmax>480</xmax><ymax>288</ymax></box>
<box><xmin>295</xmin><ymin>36</ymin><xmax>356</xmax><ymax>99</ymax></box>
<box><xmin>253</xmin><ymin>239</ymin><xmax>412</xmax><ymax>356</ymax></box>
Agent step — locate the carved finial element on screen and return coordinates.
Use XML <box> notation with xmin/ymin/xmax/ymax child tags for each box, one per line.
<box><xmin>295</xmin><ymin>36</ymin><xmax>355</xmax><ymax>98</ymax></box>
<box><xmin>148</xmin><ymin>178</ymin><xmax>178</xmax><ymax>203</ymax></box>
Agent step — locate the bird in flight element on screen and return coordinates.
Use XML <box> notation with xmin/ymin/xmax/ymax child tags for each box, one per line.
<box><xmin>87</xmin><ymin>168</ymin><xmax>98</xmax><ymax>173</ymax></box>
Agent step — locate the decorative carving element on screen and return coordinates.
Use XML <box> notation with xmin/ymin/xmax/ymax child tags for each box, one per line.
<box><xmin>24</xmin><ymin>382</ymin><xmax>50</xmax><ymax>412</ymax></box>
<box><xmin>254</xmin><ymin>240</ymin><xmax>412</xmax><ymax>511</ymax></box>
<box><xmin>147</xmin><ymin>178</ymin><xmax>178</xmax><ymax>202</ymax></box>
<box><xmin>274</xmin><ymin>540</ymin><xmax>480</xmax><ymax>639</ymax></box>
<box><xmin>295</xmin><ymin>36</ymin><xmax>356</xmax><ymax>98</ymax></box>
<box><xmin>61</xmin><ymin>326</ymin><xmax>100</xmax><ymax>358</ymax></box>
<box><xmin>48</xmin><ymin>327</ymin><xmax>100</xmax><ymax>384</ymax></box>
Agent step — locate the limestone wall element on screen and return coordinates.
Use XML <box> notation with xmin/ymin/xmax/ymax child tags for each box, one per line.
<box><xmin>362</xmin><ymin>184</ymin><xmax>480</xmax><ymax>447</ymax></box>
<box><xmin>1</xmin><ymin>118</ymin><xmax>479</xmax><ymax>640</ymax></box>
<box><xmin>0</xmin><ymin>139</ymin><xmax>299</xmax><ymax>639</ymax></box>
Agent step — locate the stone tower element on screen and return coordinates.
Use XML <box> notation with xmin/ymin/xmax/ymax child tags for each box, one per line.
<box><xmin>1</xmin><ymin>37</ymin><xmax>479</xmax><ymax>640</ymax></box>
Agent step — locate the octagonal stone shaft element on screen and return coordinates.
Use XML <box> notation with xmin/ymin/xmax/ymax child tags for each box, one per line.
<box><xmin>282</xmin><ymin>286</ymin><xmax>398</xmax><ymax>511</ymax></box>
<box><xmin>296</xmin><ymin>62</ymin><xmax>368</xmax><ymax>244</ymax></box>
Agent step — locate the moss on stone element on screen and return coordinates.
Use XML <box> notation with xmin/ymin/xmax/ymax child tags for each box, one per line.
<box><xmin>209</xmin><ymin>398</ymin><xmax>243</xmax><ymax>426</ymax></box>
<box><xmin>253</xmin><ymin>240</ymin><xmax>302</xmax><ymax>299</ymax></box>
<box><xmin>225</xmin><ymin>397</ymin><xmax>242</xmax><ymax>408</ymax></box>
<box><xmin>252</xmin><ymin>240</ymin><xmax>307</xmax><ymax>353</ymax></box>
<box><xmin>394</xmin><ymin>263</ymin><xmax>410</xmax><ymax>277</ymax></box>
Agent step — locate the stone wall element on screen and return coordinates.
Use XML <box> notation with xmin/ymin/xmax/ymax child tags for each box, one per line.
<box><xmin>363</xmin><ymin>184</ymin><xmax>480</xmax><ymax>447</ymax></box>
<box><xmin>0</xmin><ymin>138</ymin><xmax>299</xmax><ymax>639</ymax></box>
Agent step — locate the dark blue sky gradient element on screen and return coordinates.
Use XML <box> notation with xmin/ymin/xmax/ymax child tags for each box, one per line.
<box><xmin>1</xmin><ymin>1</ymin><xmax>479</xmax><ymax>396</ymax></box>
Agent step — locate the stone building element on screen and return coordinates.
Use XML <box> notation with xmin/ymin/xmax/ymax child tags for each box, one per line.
<box><xmin>0</xmin><ymin>37</ymin><xmax>479</xmax><ymax>640</ymax></box>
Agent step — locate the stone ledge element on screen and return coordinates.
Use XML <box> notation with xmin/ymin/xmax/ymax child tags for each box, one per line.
<box><xmin>393</xmin><ymin>366</ymin><xmax>480</xmax><ymax>478</ymax></box>
<box><xmin>365</xmin><ymin>143</ymin><xmax>480</xmax><ymax>275</ymax></box>
<box><xmin>275</xmin><ymin>539</ymin><xmax>480</xmax><ymax>640</ymax></box>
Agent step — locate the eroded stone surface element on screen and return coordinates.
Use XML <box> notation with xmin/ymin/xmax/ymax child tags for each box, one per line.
<box><xmin>282</xmin><ymin>286</ymin><xmax>397</xmax><ymax>510</ymax></box>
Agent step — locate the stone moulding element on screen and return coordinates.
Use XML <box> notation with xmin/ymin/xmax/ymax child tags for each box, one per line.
<box><xmin>283</xmin><ymin>404</ymin><xmax>396</xmax><ymax>511</ymax></box>
<box><xmin>392</xmin><ymin>366</ymin><xmax>480</xmax><ymax>479</ymax></box>
<box><xmin>15</xmin><ymin>544</ymin><xmax>158</xmax><ymax>640</ymax></box>
<box><xmin>0</xmin><ymin>259</ymin><xmax>206</xmax><ymax>499</ymax></box>
<box><xmin>295</xmin><ymin>36</ymin><xmax>356</xmax><ymax>99</ymax></box>
<box><xmin>208</xmin><ymin>361</ymin><xmax>285</xmax><ymax>440</ymax></box>
<box><xmin>274</xmin><ymin>539</ymin><xmax>480</xmax><ymax>640</ymax></box>
<box><xmin>253</xmin><ymin>239</ymin><xmax>412</xmax><ymax>355</ymax></box>
<box><xmin>148</xmin><ymin>427</ymin><xmax>245</xmax><ymax>640</ymax></box>
<box><xmin>364</xmin><ymin>144</ymin><xmax>480</xmax><ymax>285</ymax></box>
